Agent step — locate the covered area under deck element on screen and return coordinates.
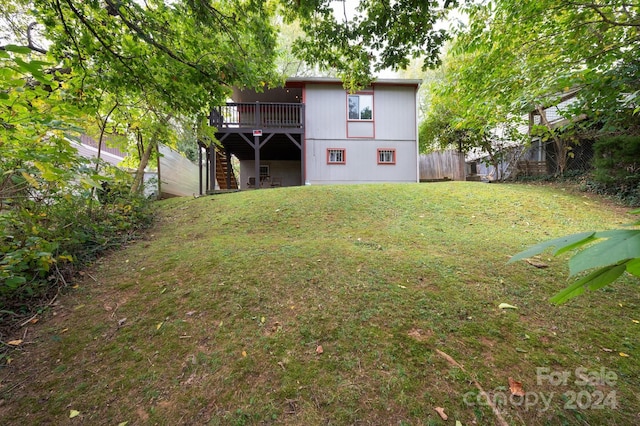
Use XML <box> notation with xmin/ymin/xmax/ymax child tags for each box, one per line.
<box><xmin>198</xmin><ymin>85</ymin><xmax>305</xmax><ymax>194</ymax></box>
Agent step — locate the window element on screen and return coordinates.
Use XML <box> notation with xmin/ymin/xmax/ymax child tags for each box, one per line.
<box><xmin>260</xmin><ymin>165</ymin><xmax>270</xmax><ymax>179</ymax></box>
<box><xmin>348</xmin><ymin>94</ymin><xmax>373</xmax><ymax>120</ymax></box>
<box><xmin>377</xmin><ymin>149</ymin><xmax>396</xmax><ymax>165</ymax></box>
<box><xmin>327</xmin><ymin>148</ymin><xmax>346</xmax><ymax>164</ymax></box>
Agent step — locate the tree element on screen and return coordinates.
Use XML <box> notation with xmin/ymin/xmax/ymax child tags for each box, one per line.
<box><xmin>422</xmin><ymin>0</ymin><xmax>640</xmax><ymax>175</ymax></box>
<box><xmin>419</xmin><ymin>47</ymin><xmax>530</xmax><ymax>180</ymax></box>
<box><xmin>279</xmin><ymin>0</ymin><xmax>458</xmax><ymax>90</ymax></box>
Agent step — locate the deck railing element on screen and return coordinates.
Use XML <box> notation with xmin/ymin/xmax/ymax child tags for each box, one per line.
<box><xmin>209</xmin><ymin>102</ymin><xmax>304</xmax><ymax>130</ymax></box>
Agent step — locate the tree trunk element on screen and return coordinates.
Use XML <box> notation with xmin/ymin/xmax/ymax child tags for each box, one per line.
<box><xmin>156</xmin><ymin>144</ymin><xmax>161</xmax><ymax>199</ymax></box>
<box><xmin>536</xmin><ymin>105</ymin><xmax>566</xmax><ymax>175</ymax></box>
<box><xmin>130</xmin><ymin>114</ymin><xmax>171</xmax><ymax>194</ymax></box>
<box><xmin>94</xmin><ymin>102</ymin><xmax>119</xmax><ymax>174</ymax></box>
<box><xmin>130</xmin><ymin>137</ymin><xmax>155</xmax><ymax>194</ymax></box>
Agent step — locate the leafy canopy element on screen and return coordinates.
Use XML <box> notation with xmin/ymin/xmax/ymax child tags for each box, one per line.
<box><xmin>421</xmin><ymin>0</ymin><xmax>640</xmax><ymax>165</ymax></box>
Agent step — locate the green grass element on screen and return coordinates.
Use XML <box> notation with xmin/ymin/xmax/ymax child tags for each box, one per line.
<box><xmin>1</xmin><ymin>182</ymin><xmax>638</xmax><ymax>425</ymax></box>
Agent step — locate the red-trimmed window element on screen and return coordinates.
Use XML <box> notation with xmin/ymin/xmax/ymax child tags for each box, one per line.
<box><xmin>327</xmin><ymin>148</ymin><xmax>346</xmax><ymax>164</ymax></box>
<box><xmin>347</xmin><ymin>93</ymin><xmax>373</xmax><ymax>120</ymax></box>
<box><xmin>377</xmin><ymin>149</ymin><xmax>396</xmax><ymax>165</ymax></box>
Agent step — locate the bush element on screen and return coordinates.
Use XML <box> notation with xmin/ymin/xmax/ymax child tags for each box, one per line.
<box><xmin>0</xmin><ymin>156</ymin><xmax>154</xmax><ymax>324</ymax></box>
<box><xmin>591</xmin><ymin>135</ymin><xmax>640</xmax><ymax>205</ymax></box>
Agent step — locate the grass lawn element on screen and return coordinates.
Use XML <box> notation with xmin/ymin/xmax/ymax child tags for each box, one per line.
<box><xmin>1</xmin><ymin>182</ymin><xmax>638</xmax><ymax>425</ymax></box>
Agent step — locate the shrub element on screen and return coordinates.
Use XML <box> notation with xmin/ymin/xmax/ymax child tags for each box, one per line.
<box><xmin>0</xmin><ymin>156</ymin><xmax>154</xmax><ymax>324</ymax></box>
<box><xmin>591</xmin><ymin>135</ymin><xmax>640</xmax><ymax>205</ymax></box>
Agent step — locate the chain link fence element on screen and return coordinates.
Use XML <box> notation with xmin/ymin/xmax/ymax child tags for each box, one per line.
<box><xmin>545</xmin><ymin>139</ymin><xmax>596</xmax><ymax>175</ymax></box>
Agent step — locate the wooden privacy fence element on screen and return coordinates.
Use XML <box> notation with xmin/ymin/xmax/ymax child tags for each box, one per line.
<box><xmin>419</xmin><ymin>150</ymin><xmax>465</xmax><ymax>181</ymax></box>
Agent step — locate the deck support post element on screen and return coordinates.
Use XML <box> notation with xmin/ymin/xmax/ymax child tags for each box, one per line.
<box><xmin>301</xmin><ymin>105</ymin><xmax>305</xmax><ymax>185</ymax></box>
<box><xmin>254</xmin><ymin>134</ymin><xmax>261</xmax><ymax>189</ymax></box>
<box><xmin>225</xmin><ymin>147</ymin><xmax>232</xmax><ymax>190</ymax></box>
<box><xmin>198</xmin><ymin>144</ymin><xmax>203</xmax><ymax>195</ymax></box>
<box><xmin>209</xmin><ymin>144</ymin><xmax>216</xmax><ymax>192</ymax></box>
<box><xmin>254</xmin><ymin>102</ymin><xmax>261</xmax><ymax>189</ymax></box>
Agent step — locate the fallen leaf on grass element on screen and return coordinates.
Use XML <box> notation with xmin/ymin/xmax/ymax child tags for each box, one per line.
<box><xmin>434</xmin><ymin>407</ymin><xmax>448</xmax><ymax>420</ymax></box>
<box><xmin>156</xmin><ymin>322</ymin><xmax>163</xmax><ymax>330</ymax></box>
<box><xmin>632</xmin><ymin>319</ymin><xmax>639</xmax><ymax>324</ymax></box>
<box><xmin>525</xmin><ymin>258</ymin><xmax>548</xmax><ymax>268</ymax></box>
<box><xmin>407</xmin><ymin>328</ymin><xmax>433</xmax><ymax>342</ymax></box>
<box><xmin>7</xmin><ymin>339</ymin><xmax>23</xmax><ymax>346</ymax></box>
<box><xmin>269</xmin><ymin>322</ymin><xmax>282</xmax><ymax>334</ymax></box>
<box><xmin>498</xmin><ymin>303</ymin><xmax>518</xmax><ymax>310</ymax></box>
<box><xmin>508</xmin><ymin>377</ymin><xmax>525</xmax><ymax>396</ymax></box>
<box><xmin>619</xmin><ymin>352</ymin><xmax>630</xmax><ymax>357</ymax></box>
<box><xmin>316</xmin><ymin>345</ymin><xmax>324</xmax><ymax>354</ymax></box>
<box><xmin>242</xmin><ymin>351</ymin><xmax>247</xmax><ymax>357</ymax></box>
<box><xmin>69</xmin><ymin>410</ymin><xmax>80</xmax><ymax>418</ymax></box>
<box><xmin>601</xmin><ymin>347</ymin><xmax>613</xmax><ymax>352</ymax></box>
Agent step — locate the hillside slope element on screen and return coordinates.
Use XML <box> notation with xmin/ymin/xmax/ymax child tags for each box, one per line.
<box><xmin>1</xmin><ymin>182</ymin><xmax>638</xmax><ymax>425</ymax></box>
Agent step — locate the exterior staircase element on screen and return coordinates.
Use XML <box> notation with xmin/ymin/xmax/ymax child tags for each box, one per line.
<box><xmin>214</xmin><ymin>146</ymin><xmax>238</xmax><ymax>190</ymax></box>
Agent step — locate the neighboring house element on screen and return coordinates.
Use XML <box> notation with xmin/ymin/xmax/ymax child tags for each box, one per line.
<box><xmin>70</xmin><ymin>135</ymin><xmax>200</xmax><ymax>198</ymax></box>
<box><xmin>200</xmin><ymin>77</ymin><xmax>421</xmax><ymax>192</ymax></box>
<box><xmin>465</xmin><ymin>89</ymin><xmax>591</xmax><ymax>181</ymax></box>
<box><xmin>71</xmin><ymin>134</ymin><xmax>127</xmax><ymax>167</ymax></box>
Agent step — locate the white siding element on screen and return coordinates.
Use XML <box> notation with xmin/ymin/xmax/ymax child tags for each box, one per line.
<box><xmin>158</xmin><ymin>145</ymin><xmax>199</xmax><ymax>197</ymax></box>
<box><xmin>374</xmin><ymin>86</ymin><xmax>418</xmax><ymax>141</ymax></box>
<box><xmin>306</xmin><ymin>139</ymin><xmax>418</xmax><ymax>184</ymax></box>
<box><xmin>305</xmin><ymin>84</ymin><xmax>347</xmax><ymax>140</ymax></box>
<box><xmin>304</xmin><ymin>83</ymin><xmax>418</xmax><ymax>184</ymax></box>
<box><xmin>347</xmin><ymin>121</ymin><xmax>374</xmax><ymax>138</ymax></box>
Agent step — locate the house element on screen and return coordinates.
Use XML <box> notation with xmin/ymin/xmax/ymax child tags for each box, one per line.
<box><xmin>70</xmin><ymin>135</ymin><xmax>200</xmax><ymax>198</ymax></box>
<box><xmin>71</xmin><ymin>134</ymin><xmax>127</xmax><ymax>167</ymax></box>
<box><xmin>464</xmin><ymin>89</ymin><xmax>592</xmax><ymax>181</ymax></box>
<box><xmin>200</xmin><ymin>77</ymin><xmax>421</xmax><ymax>192</ymax></box>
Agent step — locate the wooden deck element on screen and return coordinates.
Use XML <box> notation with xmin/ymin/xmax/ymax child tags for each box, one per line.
<box><xmin>199</xmin><ymin>102</ymin><xmax>305</xmax><ymax>194</ymax></box>
<box><xmin>209</xmin><ymin>102</ymin><xmax>304</xmax><ymax>133</ymax></box>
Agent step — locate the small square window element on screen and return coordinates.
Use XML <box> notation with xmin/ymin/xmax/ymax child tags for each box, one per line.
<box><xmin>327</xmin><ymin>148</ymin><xmax>346</xmax><ymax>164</ymax></box>
<box><xmin>377</xmin><ymin>149</ymin><xmax>396</xmax><ymax>164</ymax></box>
<box><xmin>260</xmin><ymin>165</ymin><xmax>270</xmax><ymax>178</ymax></box>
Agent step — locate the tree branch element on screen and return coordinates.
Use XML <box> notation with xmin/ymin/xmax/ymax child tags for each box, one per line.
<box><xmin>194</xmin><ymin>0</ymin><xmax>248</xmax><ymax>58</ymax></box>
<box><xmin>54</xmin><ymin>0</ymin><xmax>86</xmax><ymax>70</ymax></box>
<box><xmin>103</xmin><ymin>0</ymin><xmax>219</xmax><ymax>81</ymax></box>
<box><xmin>566</xmin><ymin>1</ymin><xmax>640</xmax><ymax>27</ymax></box>
<box><xmin>26</xmin><ymin>22</ymin><xmax>48</xmax><ymax>54</ymax></box>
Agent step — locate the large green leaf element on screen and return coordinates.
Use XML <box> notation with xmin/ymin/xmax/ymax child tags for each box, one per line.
<box><xmin>568</xmin><ymin>230</ymin><xmax>640</xmax><ymax>276</ymax></box>
<box><xmin>630</xmin><ymin>208</ymin><xmax>640</xmax><ymax>226</ymax></box>
<box><xmin>550</xmin><ymin>263</ymin><xmax>628</xmax><ymax>304</ymax></box>
<box><xmin>3</xmin><ymin>45</ymin><xmax>32</xmax><ymax>54</ymax></box>
<box><xmin>625</xmin><ymin>258</ymin><xmax>640</xmax><ymax>277</ymax></box>
<box><xmin>507</xmin><ymin>231</ymin><xmax>595</xmax><ymax>263</ymax></box>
